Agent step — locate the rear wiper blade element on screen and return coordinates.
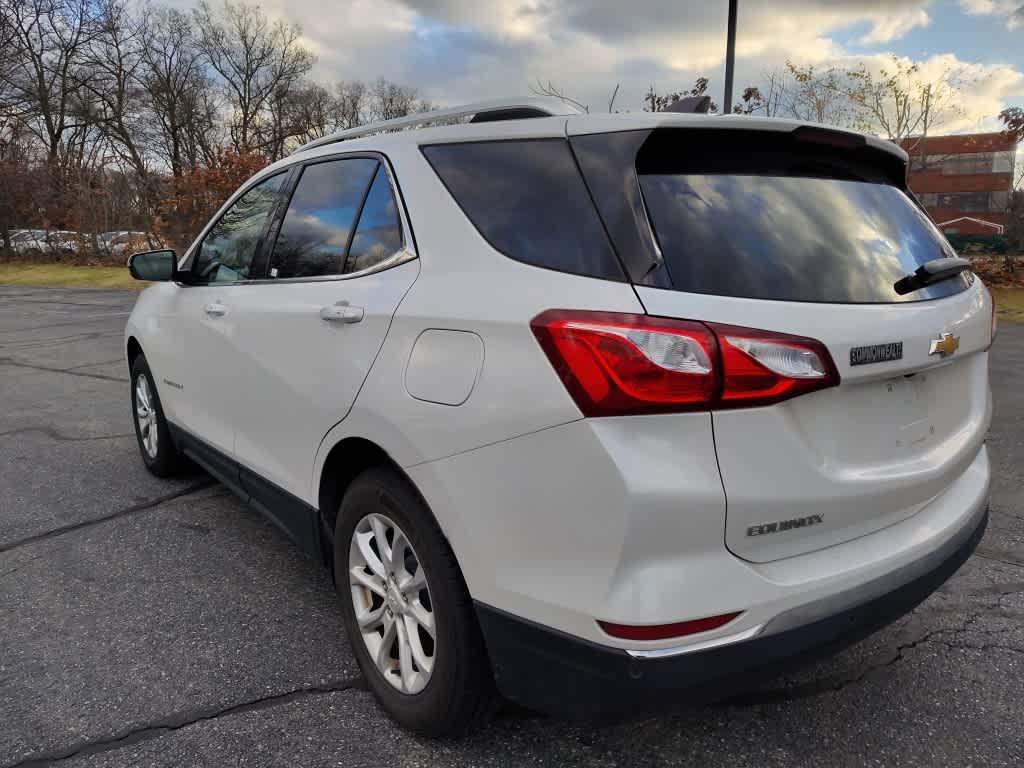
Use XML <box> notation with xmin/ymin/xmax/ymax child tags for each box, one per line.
<box><xmin>893</xmin><ymin>257</ymin><xmax>971</xmax><ymax>296</ymax></box>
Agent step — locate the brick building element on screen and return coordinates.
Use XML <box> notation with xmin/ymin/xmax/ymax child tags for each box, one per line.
<box><xmin>900</xmin><ymin>132</ymin><xmax>1017</xmax><ymax>235</ymax></box>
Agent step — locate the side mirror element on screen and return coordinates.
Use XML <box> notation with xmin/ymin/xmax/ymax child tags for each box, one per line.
<box><xmin>128</xmin><ymin>249</ymin><xmax>177</xmax><ymax>282</ymax></box>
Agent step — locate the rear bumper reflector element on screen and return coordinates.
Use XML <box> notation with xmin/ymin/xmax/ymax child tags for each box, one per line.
<box><xmin>598</xmin><ymin>611</ymin><xmax>742</xmax><ymax>641</ymax></box>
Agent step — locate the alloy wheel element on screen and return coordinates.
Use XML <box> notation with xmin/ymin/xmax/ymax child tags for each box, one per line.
<box><xmin>134</xmin><ymin>374</ymin><xmax>158</xmax><ymax>458</ymax></box>
<box><xmin>349</xmin><ymin>513</ymin><xmax>436</xmax><ymax>694</ymax></box>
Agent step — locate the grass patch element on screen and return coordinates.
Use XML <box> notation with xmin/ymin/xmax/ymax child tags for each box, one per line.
<box><xmin>992</xmin><ymin>286</ymin><xmax>1024</xmax><ymax>324</ymax></box>
<box><xmin>0</xmin><ymin>261</ymin><xmax>143</xmax><ymax>289</ymax></box>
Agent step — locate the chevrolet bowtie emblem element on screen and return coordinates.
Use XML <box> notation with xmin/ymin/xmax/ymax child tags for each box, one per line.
<box><xmin>929</xmin><ymin>333</ymin><xmax>960</xmax><ymax>357</ymax></box>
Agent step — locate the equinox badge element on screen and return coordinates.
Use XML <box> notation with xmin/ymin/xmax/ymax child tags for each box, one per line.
<box><xmin>929</xmin><ymin>333</ymin><xmax>960</xmax><ymax>358</ymax></box>
<box><xmin>747</xmin><ymin>515</ymin><xmax>823</xmax><ymax>537</ymax></box>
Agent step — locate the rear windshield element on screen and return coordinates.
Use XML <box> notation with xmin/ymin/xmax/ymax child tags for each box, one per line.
<box><xmin>640</xmin><ymin>173</ymin><xmax>970</xmax><ymax>303</ymax></box>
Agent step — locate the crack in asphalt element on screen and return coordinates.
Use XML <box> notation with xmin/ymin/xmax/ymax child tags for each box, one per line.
<box><xmin>66</xmin><ymin>358</ymin><xmax>125</xmax><ymax>371</ymax></box>
<box><xmin>0</xmin><ymin>554</ymin><xmax>44</xmax><ymax>580</ymax></box>
<box><xmin>0</xmin><ymin>297</ymin><xmax>130</xmax><ymax>309</ymax></box>
<box><xmin>718</xmin><ymin>616</ymin><xmax>989</xmax><ymax>707</ymax></box>
<box><xmin>939</xmin><ymin>641</ymin><xmax>1024</xmax><ymax>656</ymax></box>
<box><xmin>718</xmin><ymin>630</ymin><xmax>953</xmax><ymax>707</ymax></box>
<box><xmin>974</xmin><ymin>549</ymin><xmax>1024</xmax><ymax>570</ymax></box>
<box><xmin>0</xmin><ymin>426</ymin><xmax>134</xmax><ymax>443</ymax></box>
<box><xmin>0</xmin><ymin>481</ymin><xmax>214</xmax><ymax>555</ymax></box>
<box><xmin>0</xmin><ymin>332</ymin><xmax>115</xmax><ymax>351</ymax></box>
<box><xmin>969</xmin><ymin>581</ymin><xmax>1024</xmax><ymax>597</ymax></box>
<box><xmin>0</xmin><ymin>357</ymin><xmax>126</xmax><ymax>383</ymax></box>
<box><xmin>718</xmin><ymin>610</ymin><xmax>1024</xmax><ymax>708</ymax></box>
<box><xmin>0</xmin><ymin>315</ymin><xmax>129</xmax><ymax>335</ymax></box>
<box><xmin>2</xmin><ymin>678</ymin><xmax>366</xmax><ymax>768</ymax></box>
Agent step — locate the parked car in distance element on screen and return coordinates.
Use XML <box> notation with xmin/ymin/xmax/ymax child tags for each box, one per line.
<box><xmin>114</xmin><ymin>232</ymin><xmax>163</xmax><ymax>258</ymax></box>
<box><xmin>45</xmin><ymin>231</ymin><xmax>84</xmax><ymax>254</ymax></box>
<box><xmin>100</xmin><ymin>231</ymin><xmax>160</xmax><ymax>258</ymax></box>
<box><xmin>9</xmin><ymin>229</ymin><xmax>48</xmax><ymax>255</ymax></box>
<box><xmin>124</xmin><ymin>98</ymin><xmax>994</xmax><ymax>737</ymax></box>
<box><xmin>15</xmin><ymin>230</ymin><xmax>83</xmax><ymax>257</ymax></box>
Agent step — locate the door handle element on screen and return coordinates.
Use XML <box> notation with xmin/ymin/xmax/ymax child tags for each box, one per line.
<box><xmin>204</xmin><ymin>302</ymin><xmax>227</xmax><ymax>317</ymax></box>
<box><xmin>320</xmin><ymin>302</ymin><xmax>364</xmax><ymax>324</ymax></box>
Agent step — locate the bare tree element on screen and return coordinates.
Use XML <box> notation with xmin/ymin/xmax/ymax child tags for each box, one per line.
<box><xmin>264</xmin><ymin>79</ymin><xmax>333</xmax><ymax>158</ymax></box>
<box><xmin>140</xmin><ymin>5</ymin><xmax>216</xmax><ymax>178</ymax></box>
<box><xmin>328</xmin><ymin>79</ymin><xmax>365</xmax><ymax>130</ymax></box>
<box><xmin>838</xmin><ymin>56</ymin><xmax>970</xmax><ymax>166</ymax></box>
<box><xmin>750</xmin><ymin>70</ymin><xmax>785</xmax><ymax>117</ymax></box>
<box><xmin>0</xmin><ymin>118</ymin><xmax>36</xmax><ymax>248</ymax></box>
<box><xmin>776</xmin><ymin>61</ymin><xmax>852</xmax><ymax>126</ymax></box>
<box><xmin>998</xmin><ymin>106</ymin><xmax>1024</xmax><ymax>192</ymax></box>
<box><xmin>607</xmin><ymin>83</ymin><xmax>620</xmax><ymax>113</ymax></box>
<box><xmin>286</xmin><ymin>82</ymin><xmax>334</xmax><ymax>142</ymax></box>
<box><xmin>332</xmin><ymin>79</ymin><xmax>367</xmax><ymax>129</ymax></box>
<box><xmin>367</xmin><ymin>78</ymin><xmax>428</xmax><ymax>122</ymax></box>
<box><xmin>78</xmin><ymin>0</ymin><xmax>152</xmax><ymax>193</ymax></box>
<box><xmin>0</xmin><ymin>0</ymin><xmax>98</xmax><ymax>181</ymax></box>
<box><xmin>0</xmin><ymin>0</ymin><xmax>103</xmax><ymax>228</ymax></box>
<box><xmin>531</xmin><ymin>79</ymin><xmax>590</xmax><ymax>112</ymax></box>
<box><xmin>192</xmin><ymin>0</ymin><xmax>313</xmax><ymax>150</ymax></box>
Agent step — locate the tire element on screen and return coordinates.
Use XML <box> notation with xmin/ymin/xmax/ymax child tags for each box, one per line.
<box><xmin>130</xmin><ymin>354</ymin><xmax>185</xmax><ymax>477</ymax></box>
<box><xmin>334</xmin><ymin>466</ymin><xmax>496</xmax><ymax>736</ymax></box>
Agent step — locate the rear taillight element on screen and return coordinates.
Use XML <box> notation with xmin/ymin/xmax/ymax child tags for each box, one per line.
<box><xmin>712</xmin><ymin>323</ymin><xmax>840</xmax><ymax>408</ymax></box>
<box><xmin>531</xmin><ymin>310</ymin><xmax>839</xmax><ymax>416</ymax></box>
<box><xmin>990</xmin><ymin>291</ymin><xmax>998</xmax><ymax>346</ymax></box>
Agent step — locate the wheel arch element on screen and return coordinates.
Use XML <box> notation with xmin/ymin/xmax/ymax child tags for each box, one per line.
<box><xmin>126</xmin><ymin>336</ymin><xmax>143</xmax><ymax>371</ymax></box>
<box><xmin>317</xmin><ymin>436</ymin><xmax>455</xmax><ymax>574</ymax></box>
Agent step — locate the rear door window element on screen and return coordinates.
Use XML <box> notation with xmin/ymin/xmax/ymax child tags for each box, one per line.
<box><xmin>422</xmin><ymin>139</ymin><xmax>625</xmax><ymax>281</ymax></box>
<box><xmin>346</xmin><ymin>165</ymin><xmax>403</xmax><ymax>274</ymax></box>
<box><xmin>269</xmin><ymin>158</ymin><xmax>378</xmax><ymax>279</ymax></box>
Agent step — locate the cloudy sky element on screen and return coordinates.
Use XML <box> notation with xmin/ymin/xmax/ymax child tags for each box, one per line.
<box><xmin>257</xmin><ymin>0</ymin><xmax>1023</xmax><ymax>130</ymax></box>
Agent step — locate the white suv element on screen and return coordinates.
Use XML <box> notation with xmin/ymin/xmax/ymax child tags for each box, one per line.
<box><xmin>125</xmin><ymin>98</ymin><xmax>994</xmax><ymax>736</ymax></box>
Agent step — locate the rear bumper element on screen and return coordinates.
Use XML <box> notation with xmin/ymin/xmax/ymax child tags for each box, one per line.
<box><xmin>476</xmin><ymin>503</ymin><xmax>987</xmax><ymax>722</ymax></box>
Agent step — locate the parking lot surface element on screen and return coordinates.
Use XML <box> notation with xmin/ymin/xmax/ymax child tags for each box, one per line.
<box><xmin>1</xmin><ymin>284</ymin><xmax>1022</xmax><ymax>767</ymax></box>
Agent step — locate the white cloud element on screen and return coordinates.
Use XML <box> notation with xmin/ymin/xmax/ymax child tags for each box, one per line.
<box><xmin>831</xmin><ymin>53</ymin><xmax>1024</xmax><ymax>133</ymax></box>
<box><xmin>960</xmin><ymin>0</ymin><xmax>996</xmax><ymax>12</ymax></box>
<box><xmin>223</xmin><ymin>0</ymin><xmax>1021</xmax><ymax>131</ymax></box>
<box><xmin>859</xmin><ymin>8</ymin><xmax>930</xmax><ymax>43</ymax></box>
<box><xmin>959</xmin><ymin>0</ymin><xmax>1024</xmax><ymax>28</ymax></box>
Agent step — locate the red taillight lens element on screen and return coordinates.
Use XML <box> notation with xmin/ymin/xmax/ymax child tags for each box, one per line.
<box><xmin>599</xmin><ymin>611</ymin><xmax>742</xmax><ymax>641</ymax></box>
<box><xmin>530</xmin><ymin>310</ymin><xmax>718</xmax><ymax>416</ymax></box>
<box><xmin>710</xmin><ymin>323</ymin><xmax>840</xmax><ymax>408</ymax></box>
<box><xmin>989</xmin><ymin>289</ymin><xmax>998</xmax><ymax>347</ymax></box>
<box><xmin>532</xmin><ymin>311</ymin><xmax>839</xmax><ymax>416</ymax></box>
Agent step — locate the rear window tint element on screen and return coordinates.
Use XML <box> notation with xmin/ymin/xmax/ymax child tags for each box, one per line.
<box><xmin>422</xmin><ymin>139</ymin><xmax>625</xmax><ymax>281</ymax></box>
<box><xmin>640</xmin><ymin>174</ymin><xmax>970</xmax><ymax>303</ymax></box>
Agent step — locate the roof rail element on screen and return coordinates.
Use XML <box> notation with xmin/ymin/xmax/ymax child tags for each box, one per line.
<box><xmin>294</xmin><ymin>96</ymin><xmax>580</xmax><ymax>154</ymax></box>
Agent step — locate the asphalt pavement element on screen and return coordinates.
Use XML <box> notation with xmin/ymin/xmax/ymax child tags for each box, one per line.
<box><xmin>1</xmin><ymin>284</ymin><xmax>1022</xmax><ymax>767</ymax></box>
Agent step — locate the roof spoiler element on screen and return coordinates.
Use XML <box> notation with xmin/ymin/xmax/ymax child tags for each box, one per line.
<box><xmin>663</xmin><ymin>96</ymin><xmax>713</xmax><ymax>114</ymax></box>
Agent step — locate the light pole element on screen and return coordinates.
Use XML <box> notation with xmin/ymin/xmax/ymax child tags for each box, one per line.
<box><xmin>723</xmin><ymin>0</ymin><xmax>738</xmax><ymax>114</ymax></box>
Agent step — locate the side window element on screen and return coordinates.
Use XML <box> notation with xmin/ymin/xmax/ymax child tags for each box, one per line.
<box><xmin>421</xmin><ymin>139</ymin><xmax>624</xmax><ymax>281</ymax></box>
<box><xmin>269</xmin><ymin>158</ymin><xmax>378</xmax><ymax>279</ymax></box>
<box><xmin>347</xmin><ymin>166</ymin><xmax>403</xmax><ymax>274</ymax></box>
<box><xmin>194</xmin><ymin>173</ymin><xmax>285</xmax><ymax>283</ymax></box>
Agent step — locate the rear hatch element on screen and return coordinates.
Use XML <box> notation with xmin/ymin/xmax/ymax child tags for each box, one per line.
<box><xmin>577</xmin><ymin>123</ymin><xmax>994</xmax><ymax>563</ymax></box>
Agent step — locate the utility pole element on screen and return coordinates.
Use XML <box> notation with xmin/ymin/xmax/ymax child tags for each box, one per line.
<box><xmin>723</xmin><ymin>0</ymin><xmax>738</xmax><ymax>114</ymax></box>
